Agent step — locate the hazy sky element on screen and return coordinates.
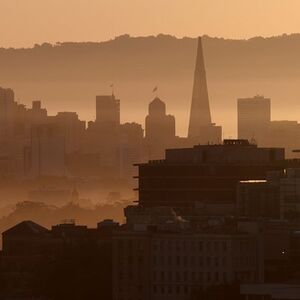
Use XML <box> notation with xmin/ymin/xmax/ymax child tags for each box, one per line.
<box><xmin>1</xmin><ymin>0</ymin><xmax>300</xmax><ymax>47</ymax></box>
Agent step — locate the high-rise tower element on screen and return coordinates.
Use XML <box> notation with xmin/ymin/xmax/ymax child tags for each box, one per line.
<box><xmin>188</xmin><ymin>37</ymin><xmax>221</xmax><ymax>144</ymax></box>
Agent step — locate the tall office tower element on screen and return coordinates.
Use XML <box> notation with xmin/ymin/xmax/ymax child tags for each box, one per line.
<box><xmin>28</xmin><ymin>100</ymin><xmax>48</xmax><ymax>125</ymax></box>
<box><xmin>54</xmin><ymin>112</ymin><xmax>86</xmax><ymax>154</ymax></box>
<box><xmin>145</xmin><ymin>97</ymin><xmax>175</xmax><ymax>159</ymax></box>
<box><xmin>25</xmin><ymin>124</ymin><xmax>66</xmax><ymax>177</ymax></box>
<box><xmin>188</xmin><ymin>37</ymin><xmax>222</xmax><ymax>144</ymax></box>
<box><xmin>93</xmin><ymin>94</ymin><xmax>121</xmax><ymax>178</ymax></box>
<box><xmin>238</xmin><ymin>95</ymin><xmax>271</xmax><ymax>145</ymax></box>
<box><xmin>96</xmin><ymin>94</ymin><xmax>120</xmax><ymax>127</ymax></box>
<box><xmin>0</xmin><ymin>87</ymin><xmax>16</xmax><ymax>144</ymax></box>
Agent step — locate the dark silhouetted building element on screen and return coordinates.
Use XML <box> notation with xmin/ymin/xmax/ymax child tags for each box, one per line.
<box><xmin>238</xmin><ymin>168</ymin><xmax>300</xmax><ymax>220</ymax></box>
<box><xmin>237</xmin><ymin>180</ymin><xmax>280</xmax><ymax>219</ymax></box>
<box><xmin>135</xmin><ymin>140</ymin><xmax>284</xmax><ymax>217</ymax></box>
<box><xmin>1</xmin><ymin>220</ymin><xmax>117</xmax><ymax>299</ymax></box>
<box><xmin>112</xmin><ymin>223</ymin><xmax>264</xmax><ymax>300</ymax></box>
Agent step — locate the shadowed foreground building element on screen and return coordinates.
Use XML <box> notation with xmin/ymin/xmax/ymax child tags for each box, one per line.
<box><xmin>112</xmin><ymin>226</ymin><xmax>264</xmax><ymax>300</ymax></box>
<box><xmin>238</xmin><ymin>168</ymin><xmax>300</xmax><ymax>220</ymax></box>
<box><xmin>135</xmin><ymin>140</ymin><xmax>284</xmax><ymax>217</ymax></box>
<box><xmin>0</xmin><ymin>218</ymin><xmax>264</xmax><ymax>300</ymax></box>
<box><xmin>0</xmin><ymin>220</ymin><xmax>116</xmax><ymax>299</ymax></box>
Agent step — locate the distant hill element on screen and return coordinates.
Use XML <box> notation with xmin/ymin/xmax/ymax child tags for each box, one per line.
<box><xmin>1</xmin><ymin>33</ymin><xmax>300</xmax><ymax>136</ymax></box>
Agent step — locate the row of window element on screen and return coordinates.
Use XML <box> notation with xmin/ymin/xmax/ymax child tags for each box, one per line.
<box><xmin>152</xmin><ymin>270</ymin><xmax>229</xmax><ymax>283</ymax></box>
<box><xmin>152</xmin><ymin>255</ymin><xmax>228</xmax><ymax>268</ymax></box>
<box><xmin>116</xmin><ymin>239</ymin><xmax>229</xmax><ymax>253</ymax></box>
<box><xmin>152</xmin><ymin>240</ymin><xmax>228</xmax><ymax>252</ymax></box>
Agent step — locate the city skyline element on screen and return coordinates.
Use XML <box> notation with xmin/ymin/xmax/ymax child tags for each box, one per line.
<box><xmin>1</xmin><ymin>3</ymin><xmax>300</xmax><ymax>298</ymax></box>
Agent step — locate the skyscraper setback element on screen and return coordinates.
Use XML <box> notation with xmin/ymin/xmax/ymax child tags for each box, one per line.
<box><xmin>188</xmin><ymin>37</ymin><xmax>221</xmax><ymax>144</ymax></box>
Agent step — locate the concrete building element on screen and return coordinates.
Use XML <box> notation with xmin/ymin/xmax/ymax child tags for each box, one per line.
<box><xmin>240</xmin><ymin>284</ymin><xmax>300</xmax><ymax>300</ymax></box>
<box><xmin>96</xmin><ymin>94</ymin><xmax>120</xmax><ymax>128</ymax></box>
<box><xmin>25</xmin><ymin>123</ymin><xmax>66</xmax><ymax>177</ymax></box>
<box><xmin>237</xmin><ymin>95</ymin><xmax>271</xmax><ymax>145</ymax></box>
<box><xmin>238</xmin><ymin>169</ymin><xmax>300</xmax><ymax>220</ymax></box>
<box><xmin>237</xmin><ymin>180</ymin><xmax>280</xmax><ymax>219</ymax></box>
<box><xmin>112</xmin><ymin>228</ymin><xmax>264</xmax><ymax>300</ymax></box>
<box><xmin>54</xmin><ymin>112</ymin><xmax>85</xmax><ymax>154</ymax></box>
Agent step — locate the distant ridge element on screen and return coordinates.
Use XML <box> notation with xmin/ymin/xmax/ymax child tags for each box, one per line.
<box><xmin>1</xmin><ymin>33</ymin><xmax>300</xmax><ymax>136</ymax></box>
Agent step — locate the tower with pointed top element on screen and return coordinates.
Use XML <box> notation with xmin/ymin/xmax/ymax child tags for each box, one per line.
<box><xmin>188</xmin><ymin>37</ymin><xmax>221</xmax><ymax>144</ymax></box>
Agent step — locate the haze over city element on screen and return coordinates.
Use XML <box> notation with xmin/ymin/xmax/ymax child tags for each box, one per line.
<box><xmin>1</xmin><ymin>1</ymin><xmax>300</xmax><ymax>299</ymax></box>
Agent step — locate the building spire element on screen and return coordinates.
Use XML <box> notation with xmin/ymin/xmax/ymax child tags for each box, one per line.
<box><xmin>188</xmin><ymin>37</ymin><xmax>212</xmax><ymax>139</ymax></box>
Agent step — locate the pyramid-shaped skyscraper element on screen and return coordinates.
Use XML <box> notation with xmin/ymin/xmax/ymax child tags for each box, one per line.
<box><xmin>188</xmin><ymin>37</ymin><xmax>222</xmax><ymax>144</ymax></box>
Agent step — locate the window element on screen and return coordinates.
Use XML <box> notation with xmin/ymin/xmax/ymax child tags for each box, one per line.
<box><xmin>183</xmin><ymin>256</ymin><xmax>188</xmax><ymax>267</ymax></box>
<box><xmin>198</xmin><ymin>256</ymin><xmax>203</xmax><ymax>266</ymax></box>
<box><xmin>206</xmin><ymin>257</ymin><xmax>211</xmax><ymax>266</ymax></box>
<box><xmin>184</xmin><ymin>271</ymin><xmax>188</xmax><ymax>282</ymax></box>
<box><xmin>184</xmin><ymin>286</ymin><xmax>189</xmax><ymax>294</ymax></box>
<box><xmin>160</xmin><ymin>240</ymin><xmax>164</xmax><ymax>251</ymax></box>
<box><xmin>222</xmin><ymin>241</ymin><xmax>227</xmax><ymax>252</ymax></box>
<box><xmin>176</xmin><ymin>256</ymin><xmax>180</xmax><ymax>267</ymax></box>
<box><xmin>214</xmin><ymin>241</ymin><xmax>219</xmax><ymax>252</ymax></box>
<box><xmin>222</xmin><ymin>257</ymin><xmax>227</xmax><ymax>266</ymax></box>
<box><xmin>191</xmin><ymin>272</ymin><xmax>196</xmax><ymax>281</ymax></box>
<box><xmin>153</xmin><ymin>271</ymin><xmax>157</xmax><ymax>281</ymax></box>
<box><xmin>206</xmin><ymin>241</ymin><xmax>211</xmax><ymax>252</ymax></box>
<box><xmin>214</xmin><ymin>257</ymin><xmax>219</xmax><ymax>267</ymax></box>
<box><xmin>199</xmin><ymin>241</ymin><xmax>203</xmax><ymax>252</ymax></box>
<box><xmin>191</xmin><ymin>241</ymin><xmax>196</xmax><ymax>251</ymax></box>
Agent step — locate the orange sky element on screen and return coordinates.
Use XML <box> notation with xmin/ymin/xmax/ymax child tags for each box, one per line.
<box><xmin>1</xmin><ymin>0</ymin><xmax>300</xmax><ymax>47</ymax></box>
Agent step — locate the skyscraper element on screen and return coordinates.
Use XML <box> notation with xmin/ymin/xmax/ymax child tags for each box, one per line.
<box><xmin>145</xmin><ymin>97</ymin><xmax>176</xmax><ymax>159</ymax></box>
<box><xmin>237</xmin><ymin>95</ymin><xmax>271</xmax><ymax>145</ymax></box>
<box><xmin>96</xmin><ymin>94</ymin><xmax>120</xmax><ymax>128</ymax></box>
<box><xmin>188</xmin><ymin>37</ymin><xmax>221</xmax><ymax>144</ymax></box>
<box><xmin>0</xmin><ymin>87</ymin><xmax>16</xmax><ymax>144</ymax></box>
